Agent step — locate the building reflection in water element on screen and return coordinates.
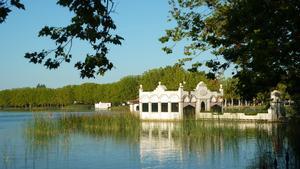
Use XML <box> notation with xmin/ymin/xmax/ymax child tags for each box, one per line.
<box><xmin>140</xmin><ymin>122</ymin><xmax>183</xmax><ymax>165</ymax></box>
<box><xmin>17</xmin><ymin>120</ymin><xmax>299</xmax><ymax>169</ymax></box>
<box><xmin>138</xmin><ymin>121</ymin><xmax>284</xmax><ymax>169</ymax></box>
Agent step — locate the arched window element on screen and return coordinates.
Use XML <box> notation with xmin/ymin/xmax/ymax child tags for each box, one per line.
<box><xmin>201</xmin><ymin>101</ymin><xmax>206</xmax><ymax>112</ymax></box>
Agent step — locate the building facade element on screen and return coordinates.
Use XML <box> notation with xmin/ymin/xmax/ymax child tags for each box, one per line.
<box><xmin>127</xmin><ymin>99</ymin><xmax>139</xmax><ymax>112</ymax></box>
<box><xmin>139</xmin><ymin>81</ymin><xmax>224</xmax><ymax>120</ymax></box>
<box><xmin>95</xmin><ymin>102</ymin><xmax>112</xmax><ymax>109</ymax></box>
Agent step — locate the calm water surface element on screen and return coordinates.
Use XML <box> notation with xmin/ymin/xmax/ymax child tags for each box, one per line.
<box><xmin>0</xmin><ymin>111</ymin><xmax>299</xmax><ymax>169</ymax></box>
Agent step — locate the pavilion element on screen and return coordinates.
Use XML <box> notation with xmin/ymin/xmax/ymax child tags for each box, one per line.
<box><xmin>138</xmin><ymin>81</ymin><xmax>223</xmax><ymax>120</ymax></box>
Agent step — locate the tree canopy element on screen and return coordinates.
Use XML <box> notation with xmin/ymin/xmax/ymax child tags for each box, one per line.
<box><xmin>1</xmin><ymin>0</ymin><xmax>123</xmax><ymax>78</ymax></box>
<box><xmin>160</xmin><ymin>0</ymin><xmax>300</xmax><ymax>104</ymax></box>
<box><xmin>139</xmin><ymin>65</ymin><xmax>219</xmax><ymax>91</ymax></box>
<box><xmin>222</xmin><ymin>78</ymin><xmax>240</xmax><ymax>101</ymax></box>
<box><xmin>0</xmin><ymin>0</ymin><xmax>25</xmax><ymax>23</ymax></box>
<box><xmin>0</xmin><ymin>66</ymin><xmax>219</xmax><ymax>108</ymax></box>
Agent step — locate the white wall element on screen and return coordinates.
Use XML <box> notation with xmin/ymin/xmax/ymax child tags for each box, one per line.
<box><xmin>95</xmin><ymin>102</ymin><xmax>111</xmax><ymax>109</ymax></box>
<box><xmin>141</xmin><ymin>112</ymin><xmax>181</xmax><ymax>120</ymax></box>
<box><xmin>130</xmin><ymin>104</ymin><xmax>139</xmax><ymax>112</ymax></box>
<box><xmin>196</xmin><ymin>111</ymin><xmax>273</xmax><ymax>121</ymax></box>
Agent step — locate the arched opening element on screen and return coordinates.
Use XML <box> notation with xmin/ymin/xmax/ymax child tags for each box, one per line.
<box><xmin>183</xmin><ymin>105</ymin><xmax>195</xmax><ymax>119</ymax></box>
<box><xmin>201</xmin><ymin>101</ymin><xmax>206</xmax><ymax>112</ymax></box>
<box><xmin>211</xmin><ymin>104</ymin><xmax>222</xmax><ymax>113</ymax></box>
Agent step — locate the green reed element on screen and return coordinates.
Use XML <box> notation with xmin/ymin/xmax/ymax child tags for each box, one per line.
<box><xmin>25</xmin><ymin>113</ymin><xmax>273</xmax><ymax>153</ymax></box>
<box><xmin>25</xmin><ymin>112</ymin><xmax>141</xmax><ymax>144</ymax></box>
<box><xmin>23</xmin><ymin>115</ymin><xmax>297</xmax><ymax>169</ymax></box>
<box><xmin>58</xmin><ymin>113</ymin><xmax>140</xmax><ymax>139</ymax></box>
<box><xmin>26</xmin><ymin>114</ymin><xmax>270</xmax><ymax>141</ymax></box>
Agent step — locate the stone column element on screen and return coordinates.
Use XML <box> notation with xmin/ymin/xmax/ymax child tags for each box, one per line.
<box><xmin>207</xmin><ymin>99</ymin><xmax>210</xmax><ymax>111</ymax></box>
<box><xmin>158</xmin><ymin>102</ymin><xmax>161</xmax><ymax>113</ymax></box>
<box><xmin>168</xmin><ymin>102</ymin><xmax>171</xmax><ymax>113</ymax></box>
<box><xmin>196</xmin><ymin>99</ymin><xmax>200</xmax><ymax>113</ymax></box>
<box><xmin>200</xmin><ymin>100</ymin><xmax>203</xmax><ymax>112</ymax></box>
<box><xmin>149</xmin><ymin>103</ymin><xmax>152</xmax><ymax>113</ymax></box>
<box><xmin>179</xmin><ymin>101</ymin><xmax>183</xmax><ymax>118</ymax></box>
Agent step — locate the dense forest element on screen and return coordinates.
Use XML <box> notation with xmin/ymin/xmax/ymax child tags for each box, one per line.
<box><xmin>0</xmin><ymin>66</ymin><xmax>220</xmax><ymax>108</ymax></box>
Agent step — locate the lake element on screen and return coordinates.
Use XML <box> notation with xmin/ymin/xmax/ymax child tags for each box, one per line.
<box><xmin>0</xmin><ymin>111</ymin><xmax>299</xmax><ymax>169</ymax></box>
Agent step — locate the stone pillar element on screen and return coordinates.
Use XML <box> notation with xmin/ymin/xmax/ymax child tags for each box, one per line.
<box><xmin>149</xmin><ymin>103</ymin><xmax>152</xmax><ymax>113</ymax></box>
<box><xmin>158</xmin><ymin>102</ymin><xmax>161</xmax><ymax>113</ymax></box>
<box><xmin>140</xmin><ymin>102</ymin><xmax>143</xmax><ymax>113</ymax></box>
<box><xmin>196</xmin><ymin>99</ymin><xmax>200</xmax><ymax>113</ymax></box>
<box><xmin>270</xmin><ymin>90</ymin><xmax>283</xmax><ymax>120</ymax></box>
<box><xmin>179</xmin><ymin>101</ymin><xmax>183</xmax><ymax>118</ymax></box>
<box><xmin>224</xmin><ymin>99</ymin><xmax>227</xmax><ymax>107</ymax></box>
<box><xmin>207</xmin><ymin>99</ymin><xmax>210</xmax><ymax>111</ymax></box>
<box><xmin>168</xmin><ymin>102</ymin><xmax>171</xmax><ymax>113</ymax></box>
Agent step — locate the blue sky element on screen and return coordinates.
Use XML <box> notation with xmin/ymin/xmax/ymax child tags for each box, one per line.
<box><xmin>0</xmin><ymin>0</ymin><xmax>223</xmax><ymax>90</ymax></box>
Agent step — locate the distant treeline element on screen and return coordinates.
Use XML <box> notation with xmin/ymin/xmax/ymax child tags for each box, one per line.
<box><xmin>0</xmin><ymin>66</ymin><xmax>219</xmax><ymax>108</ymax></box>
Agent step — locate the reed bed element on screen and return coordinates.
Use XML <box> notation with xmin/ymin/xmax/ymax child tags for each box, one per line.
<box><xmin>26</xmin><ymin>114</ymin><xmax>269</xmax><ymax>140</ymax></box>
<box><xmin>25</xmin><ymin>112</ymin><xmax>141</xmax><ymax>144</ymax></box>
<box><xmin>172</xmin><ymin>120</ymin><xmax>266</xmax><ymax>142</ymax></box>
<box><xmin>58</xmin><ymin>113</ymin><xmax>140</xmax><ymax>139</ymax></box>
<box><xmin>25</xmin><ymin>113</ymin><xmax>271</xmax><ymax>152</ymax></box>
<box><xmin>23</xmin><ymin>114</ymin><xmax>298</xmax><ymax>169</ymax></box>
<box><xmin>26</xmin><ymin>115</ymin><xmax>59</xmax><ymax>137</ymax></box>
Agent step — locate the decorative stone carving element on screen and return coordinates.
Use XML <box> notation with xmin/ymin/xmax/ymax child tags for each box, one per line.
<box><xmin>211</xmin><ymin>96</ymin><xmax>217</xmax><ymax>103</ymax></box>
<box><xmin>199</xmin><ymin>89</ymin><xmax>207</xmax><ymax>96</ymax></box>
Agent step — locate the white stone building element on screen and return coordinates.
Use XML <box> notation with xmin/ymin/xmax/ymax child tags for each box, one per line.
<box><xmin>136</xmin><ymin>81</ymin><xmax>284</xmax><ymax>121</ymax></box>
<box><xmin>138</xmin><ymin>81</ymin><xmax>224</xmax><ymax>120</ymax></box>
<box><xmin>95</xmin><ymin>102</ymin><xmax>111</xmax><ymax>109</ymax></box>
<box><xmin>127</xmin><ymin>99</ymin><xmax>139</xmax><ymax>112</ymax></box>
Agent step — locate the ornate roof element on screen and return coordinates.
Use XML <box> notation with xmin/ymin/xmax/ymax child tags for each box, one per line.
<box><xmin>154</xmin><ymin>82</ymin><xmax>167</xmax><ymax>92</ymax></box>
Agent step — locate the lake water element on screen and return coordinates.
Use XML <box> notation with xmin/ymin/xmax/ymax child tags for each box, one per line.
<box><xmin>0</xmin><ymin>111</ymin><xmax>299</xmax><ymax>169</ymax></box>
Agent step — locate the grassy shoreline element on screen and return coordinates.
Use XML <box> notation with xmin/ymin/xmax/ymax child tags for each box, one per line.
<box><xmin>0</xmin><ymin>105</ymin><xmax>131</xmax><ymax>112</ymax></box>
<box><xmin>0</xmin><ymin>104</ymin><xmax>94</xmax><ymax>112</ymax></box>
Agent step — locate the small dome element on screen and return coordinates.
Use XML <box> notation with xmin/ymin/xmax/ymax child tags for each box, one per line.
<box><xmin>154</xmin><ymin>82</ymin><xmax>167</xmax><ymax>92</ymax></box>
<box><xmin>195</xmin><ymin>81</ymin><xmax>207</xmax><ymax>91</ymax></box>
<box><xmin>156</xmin><ymin>84</ymin><xmax>167</xmax><ymax>91</ymax></box>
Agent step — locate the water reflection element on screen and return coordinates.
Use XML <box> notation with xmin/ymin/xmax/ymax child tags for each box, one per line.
<box><xmin>140</xmin><ymin>122</ymin><xmax>183</xmax><ymax>168</ymax></box>
<box><xmin>22</xmin><ymin>121</ymin><xmax>300</xmax><ymax>169</ymax></box>
<box><xmin>139</xmin><ymin>121</ymin><xmax>287</xmax><ymax>169</ymax></box>
<box><xmin>0</xmin><ymin>112</ymin><xmax>299</xmax><ymax>169</ymax></box>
